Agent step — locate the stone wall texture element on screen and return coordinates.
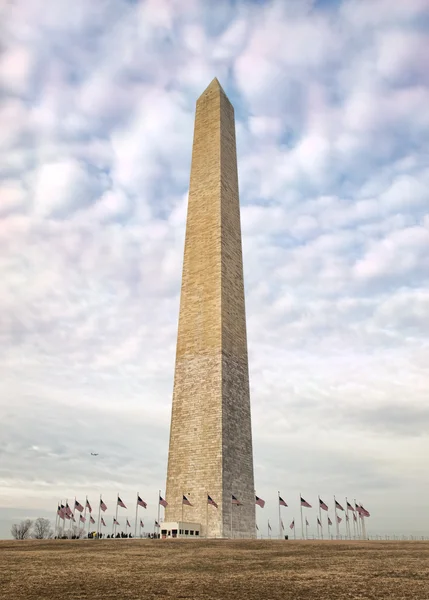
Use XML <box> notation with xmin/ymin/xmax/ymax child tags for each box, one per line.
<box><xmin>165</xmin><ymin>78</ymin><xmax>255</xmax><ymax>538</ymax></box>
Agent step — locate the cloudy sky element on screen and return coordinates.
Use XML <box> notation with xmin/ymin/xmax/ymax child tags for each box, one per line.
<box><xmin>1</xmin><ymin>0</ymin><xmax>429</xmax><ymax>539</ymax></box>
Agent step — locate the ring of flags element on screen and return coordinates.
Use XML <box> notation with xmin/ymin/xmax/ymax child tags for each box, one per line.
<box><xmin>55</xmin><ymin>493</ymin><xmax>371</xmax><ymax>540</ymax></box>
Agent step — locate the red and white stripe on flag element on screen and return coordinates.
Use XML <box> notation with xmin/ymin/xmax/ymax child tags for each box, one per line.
<box><xmin>137</xmin><ymin>496</ymin><xmax>147</xmax><ymax>509</ymax></box>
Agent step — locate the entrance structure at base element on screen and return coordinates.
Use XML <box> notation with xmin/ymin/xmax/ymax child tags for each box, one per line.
<box><xmin>165</xmin><ymin>78</ymin><xmax>256</xmax><ymax>538</ymax></box>
<box><xmin>160</xmin><ymin>522</ymin><xmax>201</xmax><ymax>539</ymax></box>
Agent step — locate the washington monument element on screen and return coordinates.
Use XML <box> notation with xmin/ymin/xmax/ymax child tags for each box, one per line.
<box><xmin>165</xmin><ymin>78</ymin><xmax>255</xmax><ymax>538</ymax></box>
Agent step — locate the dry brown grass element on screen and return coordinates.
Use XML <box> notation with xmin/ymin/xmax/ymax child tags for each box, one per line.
<box><xmin>0</xmin><ymin>539</ymin><xmax>428</xmax><ymax>600</ymax></box>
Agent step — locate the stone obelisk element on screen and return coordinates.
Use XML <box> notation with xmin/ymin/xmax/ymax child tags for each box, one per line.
<box><xmin>165</xmin><ymin>78</ymin><xmax>255</xmax><ymax>538</ymax></box>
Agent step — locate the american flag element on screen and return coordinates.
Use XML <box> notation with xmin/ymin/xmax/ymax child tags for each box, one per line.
<box><xmin>347</xmin><ymin>501</ymin><xmax>355</xmax><ymax>511</ymax></box>
<box><xmin>74</xmin><ymin>500</ymin><xmax>84</xmax><ymax>513</ymax></box>
<box><xmin>317</xmin><ymin>517</ymin><xmax>322</xmax><ymax>526</ymax></box>
<box><xmin>182</xmin><ymin>495</ymin><xmax>192</xmax><ymax>506</ymax></box>
<box><xmin>90</xmin><ymin>516</ymin><xmax>95</xmax><ymax>524</ymax></box>
<box><xmin>80</xmin><ymin>515</ymin><xmax>85</xmax><ymax>523</ymax></box>
<box><xmin>289</xmin><ymin>520</ymin><xmax>295</xmax><ymax>530</ymax></box>
<box><xmin>155</xmin><ymin>520</ymin><xmax>160</xmax><ymax>527</ymax></box>
<box><xmin>359</xmin><ymin>505</ymin><xmax>370</xmax><ymax>517</ymax></box>
<box><xmin>231</xmin><ymin>495</ymin><xmax>241</xmax><ymax>505</ymax></box>
<box><xmin>319</xmin><ymin>498</ymin><xmax>328</xmax><ymax>511</ymax></box>
<box><xmin>337</xmin><ymin>516</ymin><xmax>342</xmax><ymax>524</ymax></box>
<box><xmin>305</xmin><ymin>518</ymin><xmax>309</xmax><ymax>526</ymax></box>
<box><xmin>255</xmin><ymin>495</ymin><xmax>265</xmax><ymax>508</ymax></box>
<box><xmin>279</xmin><ymin>496</ymin><xmax>288</xmax><ymax>507</ymax></box>
<box><xmin>113</xmin><ymin>518</ymin><xmax>119</xmax><ymax>525</ymax></box>
<box><xmin>64</xmin><ymin>512</ymin><xmax>71</xmax><ymax>520</ymax></box>
<box><xmin>137</xmin><ymin>496</ymin><xmax>147</xmax><ymax>509</ymax></box>
<box><xmin>328</xmin><ymin>517</ymin><xmax>332</xmax><ymax>526</ymax></box>
<box><xmin>71</xmin><ymin>514</ymin><xmax>76</xmax><ymax>522</ymax></box>
<box><xmin>300</xmin><ymin>496</ymin><xmax>312</xmax><ymax>508</ymax></box>
<box><xmin>268</xmin><ymin>520</ymin><xmax>272</xmax><ymax>530</ymax></box>
<box><xmin>159</xmin><ymin>496</ymin><xmax>168</xmax><ymax>508</ymax></box>
<box><xmin>207</xmin><ymin>495</ymin><xmax>218</xmax><ymax>508</ymax></box>
<box><xmin>100</xmin><ymin>499</ymin><xmax>107</xmax><ymax>512</ymax></box>
<box><xmin>346</xmin><ymin>514</ymin><xmax>349</xmax><ymax>522</ymax></box>
<box><xmin>65</xmin><ymin>503</ymin><xmax>73</xmax><ymax>517</ymax></box>
<box><xmin>86</xmin><ymin>499</ymin><xmax>92</xmax><ymax>513</ymax></box>
<box><xmin>101</xmin><ymin>517</ymin><xmax>106</xmax><ymax>527</ymax></box>
<box><xmin>335</xmin><ymin>499</ymin><xmax>344</xmax><ymax>511</ymax></box>
<box><xmin>126</xmin><ymin>519</ymin><xmax>131</xmax><ymax>528</ymax></box>
<box><xmin>117</xmin><ymin>496</ymin><xmax>127</xmax><ymax>509</ymax></box>
<box><xmin>353</xmin><ymin>513</ymin><xmax>357</xmax><ymax>522</ymax></box>
<box><xmin>140</xmin><ymin>519</ymin><xmax>144</xmax><ymax>528</ymax></box>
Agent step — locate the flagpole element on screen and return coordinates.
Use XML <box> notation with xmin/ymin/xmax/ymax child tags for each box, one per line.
<box><xmin>60</xmin><ymin>502</ymin><xmax>65</xmax><ymax>536</ymax></box>
<box><xmin>55</xmin><ymin>501</ymin><xmax>59</xmax><ymax>537</ymax></box>
<box><xmin>360</xmin><ymin>503</ymin><xmax>367</xmax><ymax>540</ymax></box>
<box><xmin>230</xmin><ymin>496</ymin><xmax>233</xmax><ymax>539</ymax></box>
<box><xmin>354</xmin><ymin>499</ymin><xmax>361</xmax><ymax>539</ymax></box>
<box><xmin>318</xmin><ymin>496</ymin><xmax>323</xmax><ymax>540</ymax></box>
<box><xmin>81</xmin><ymin>496</ymin><xmax>87</xmax><ymax>537</ymax></box>
<box><xmin>70</xmin><ymin>496</ymin><xmax>76</xmax><ymax>533</ymax></box>
<box><xmin>345</xmin><ymin>498</ymin><xmax>350</xmax><ymax>539</ymax></box>
<box><xmin>115</xmin><ymin>492</ymin><xmax>119</xmax><ymax>537</ymax></box>
<box><xmin>157</xmin><ymin>490</ymin><xmax>161</xmax><ymax>535</ymax></box>
<box><xmin>300</xmin><ymin>494</ymin><xmax>304</xmax><ymax>540</ymax></box>
<box><xmin>206</xmin><ymin>492</ymin><xmax>209</xmax><ymax>538</ymax></box>
<box><xmin>64</xmin><ymin>498</ymin><xmax>68</xmax><ymax>536</ymax></box>
<box><xmin>134</xmin><ymin>492</ymin><xmax>139</xmax><ymax>539</ymax></box>
<box><xmin>97</xmin><ymin>495</ymin><xmax>102</xmax><ymax>537</ymax></box>
<box><xmin>334</xmin><ymin>495</ymin><xmax>339</xmax><ymax>539</ymax></box>
<box><xmin>59</xmin><ymin>501</ymin><xmax>64</xmax><ymax>537</ymax></box>
<box><xmin>361</xmin><ymin>511</ymin><xmax>367</xmax><ymax>540</ymax></box>
<box><xmin>278</xmin><ymin>492</ymin><xmax>281</xmax><ymax>539</ymax></box>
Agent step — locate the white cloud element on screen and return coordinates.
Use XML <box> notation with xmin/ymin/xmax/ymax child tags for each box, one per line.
<box><xmin>32</xmin><ymin>160</ymin><xmax>108</xmax><ymax>217</ymax></box>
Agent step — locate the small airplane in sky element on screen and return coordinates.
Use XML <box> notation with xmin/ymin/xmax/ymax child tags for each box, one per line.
<box><xmin>90</xmin><ymin>453</ymin><xmax>99</xmax><ymax>456</ymax></box>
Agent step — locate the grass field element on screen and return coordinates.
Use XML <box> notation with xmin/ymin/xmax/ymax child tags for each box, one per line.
<box><xmin>0</xmin><ymin>539</ymin><xmax>428</xmax><ymax>600</ymax></box>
